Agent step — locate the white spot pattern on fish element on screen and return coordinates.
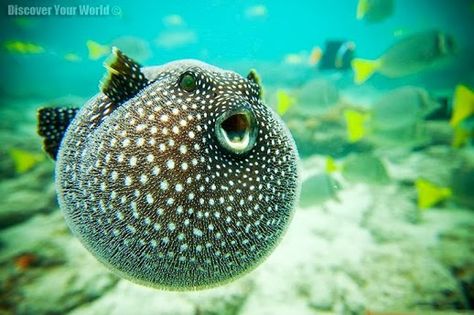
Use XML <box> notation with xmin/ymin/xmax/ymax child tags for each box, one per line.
<box><xmin>46</xmin><ymin>51</ymin><xmax>299</xmax><ymax>290</ymax></box>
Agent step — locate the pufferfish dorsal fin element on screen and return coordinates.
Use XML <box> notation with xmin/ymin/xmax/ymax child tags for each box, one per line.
<box><xmin>37</xmin><ymin>107</ymin><xmax>79</xmax><ymax>160</ymax></box>
<box><xmin>100</xmin><ymin>47</ymin><xmax>149</xmax><ymax>105</ymax></box>
<box><xmin>247</xmin><ymin>69</ymin><xmax>263</xmax><ymax>99</ymax></box>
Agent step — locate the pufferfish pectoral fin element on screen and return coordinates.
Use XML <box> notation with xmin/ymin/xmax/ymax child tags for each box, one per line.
<box><xmin>100</xmin><ymin>47</ymin><xmax>149</xmax><ymax>105</ymax></box>
<box><xmin>37</xmin><ymin>107</ymin><xmax>79</xmax><ymax>160</ymax></box>
<box><xmin>247</xmin><ymin>69</ymin><xmax>263</xmax><ymax>99</ymax></box>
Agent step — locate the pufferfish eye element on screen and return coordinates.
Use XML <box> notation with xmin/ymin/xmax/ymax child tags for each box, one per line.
<box><xmin>178</xmin><ymin>72</ymin><xmax>197</xmax><ymax>92</ymax></box>
<box><xmin>215</xmin><ymin>107</ymin><xmax>258</xmax><ymax>155</ymax></box>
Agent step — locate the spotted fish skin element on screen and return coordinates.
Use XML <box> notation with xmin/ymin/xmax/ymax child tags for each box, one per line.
<box><xmin>55</xmin><ymin>57</ymin><xmax>299</xmax><ymax>290</ymax></box>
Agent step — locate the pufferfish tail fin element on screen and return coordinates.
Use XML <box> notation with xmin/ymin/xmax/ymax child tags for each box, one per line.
<box><xmin>37</xmin><ymin>107</ymin><xmax>79</xmax><ymax>160</ymax></box>
<box><xmin>415</xmin><ymin>178</ymin><xmax>452</xmax><ymax>209</ymax></box>
<box><xmin>351</xmin><ymin>58</ymin><xmax>381</xmax><ymax>84</ymax></box>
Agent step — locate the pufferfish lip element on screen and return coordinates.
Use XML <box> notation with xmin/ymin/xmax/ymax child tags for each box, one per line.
<box><xmin>214</xmin><ymin>105</ymin><xmax>258</xmax><ymax>155</ymax></box>
<box><xmin>37</xmin><ymin>48</ymin><xmax>299</xmax><ymax>291</ymax></box>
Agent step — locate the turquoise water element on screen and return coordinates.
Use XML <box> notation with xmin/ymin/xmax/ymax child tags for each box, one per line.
<box><xmin>1</xmin><ymin>1</ymin><xmax>474</xmax><ymax>314</ymax></box>
<box><xmin>1</xmin><ymin>0</ymin><xmax>473</xmax><ymax>98</ymax></box>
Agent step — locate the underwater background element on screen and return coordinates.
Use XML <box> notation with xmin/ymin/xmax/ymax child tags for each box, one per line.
<box><xmin>1</xmin><ymin>0</ymin><xmax>474</xmax><ymax>314</ymax></box>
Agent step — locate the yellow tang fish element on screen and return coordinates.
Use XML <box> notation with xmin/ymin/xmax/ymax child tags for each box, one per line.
<box><xmin>351</xmin><ymin>30</ymin><xmax>455</xmax><ymax>84</ymax></box>
<box><xmin>4</xmin><ymin>40</ymin><xmax>44</xmax><ymax>54</ymax></box>
<box><xmin>86</xmin><ymin>40</ymin><xmax>110</xmax><ymax>60</ymax></box>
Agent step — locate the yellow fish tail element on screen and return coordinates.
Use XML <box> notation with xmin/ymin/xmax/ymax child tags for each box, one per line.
<box><xmin>449</xmin><ymin>84</ymin><xmax>474</xmax><ymax>127</ymax></box>
<box><xmin>356</xmin><ymin>0</ymin><xmax>369</xmax><ymax>19</ymax></box>
<box><xmin>344</xmin><ymin>109</ymin><xmax>369</xmax><ymax>142</ymax></box>
<box><xmin>351</xmin><ymin>58</ymin><xmax>380</xmax><ymax>84</ymax></box>
<box><xmin>452</xmin><ymin>126</ymin><xmax>472</xmax><ymax>148</ymax></box>
<box><xmin>26</xmin><ymin>42</ymin><xmax>44</xmax><ymax>54</ymax></box>
<box><xmin>276</xmin><ymin>90</ymin><xmax>295</xmax><ymax>116</ymax></box>
<box><xmin>415</xmin><ymin>178</ymin><xmax>452</xmax><ymax>209</ymax></box>
<box><xmin>325</xmin><ymin>156</ymin><xmax>340</xmax><ymax>173</ymax></box>
<box><xmin>86</xmin><ymin>40</ymin><xmax>110</xmax><ymax>60</ymax></box>
<box><xmin>8</xmin><ymin>148</ymin><xmax>45</xmax><ymax>174</ymax></box>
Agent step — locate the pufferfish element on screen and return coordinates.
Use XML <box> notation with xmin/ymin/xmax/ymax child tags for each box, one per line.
<box><xmin>37</xmin><ymin>48</ymin><xmax>299</xmax><ymax>290</ymax></box>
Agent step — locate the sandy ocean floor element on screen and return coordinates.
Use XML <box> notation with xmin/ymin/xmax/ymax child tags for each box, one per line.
<box><xmin>0</xmin><ymin>95</ymin><xmax>473</xmax><ymax>315</ymax></box>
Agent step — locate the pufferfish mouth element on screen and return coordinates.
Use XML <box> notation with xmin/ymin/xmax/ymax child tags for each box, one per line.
<box><xmin>215</xmin><ymin>106</ymin><xmax>258</xmax><ymax>155</ymax></box>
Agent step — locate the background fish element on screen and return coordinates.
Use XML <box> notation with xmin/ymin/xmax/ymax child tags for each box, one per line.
<box><xmin>3</xmin><ymin>40</ymin><xmax>45</xmax><ymax>54</ymax></box>
<box><xmin>352</xmin><ymin>30</ymin><xmax>456</xmax><ymax>84</ymax></box>
<box><xmin>356</xmin><ymin>0</ymin><xmax>394</xmax><ymax>23</ymax></box>
<box><xmin>327</xmin><ymin>153</ymin><xmax>390</xmax><ymax>185</ymax></box>
<box><xmin>276</xmin><ymin>78</ymin><xmax>340</xmax><ymax>116</ymax></box>
<box><xmin>416</xmin><ymin>163</ymin><xmax>474</xmax><ymax>209</ymax></box>
<box><xmin>345</xmin><ymin>86</ymin><xmax>440</xmax><ymax>146</ymax></box>
<box><xmin>299</xmin><ymin>172</ymin><xmax>340</xmax><ymax>208</ymax></box>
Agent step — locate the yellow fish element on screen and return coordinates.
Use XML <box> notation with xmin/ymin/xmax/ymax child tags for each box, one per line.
<box><xmin>325</xmin><ymin>154</ymin><xmax>390</xmax><ymax>185</ymax></box>
<box><xmin>356</xmin><ymin>0</ymin><xmax>394</xmax><ymax>23</ymax></box>
<box><xmin>449</xmin><ymin>84</ymin><xmax>474</xmax><ymax>127</ymax></box>
<box><xmin>325</xmin><ymin>156</ymin><xmax>339</xmax><ymax>173</ymax></box>
<box><xmin>4</xmin><ymin>40</ymin><xmax>44</xmax><ymax>54</ymax></box>
<box><xmin>276</xmin><ymin>90</ymin><xmax>296</xmax><ymax>116</ymax></box>
<box><xmin>343</xmin><ymin>87</ymin><xmax>438</xmax><ymax>146</ymax></box>
<box><xmin>343</xmin><ymin>109</ymin><xmax>371</xmax><ymax>142</ymax></box>
<box><xmin>86</xmin><ymin>40</ymin><xmax>110</xmax><ymax>60</ymax></box>
<box><xmin>8</xmin><ymin>148</ymin><xmax>45</xmax><ymax>173</ymax></box>
<box><xmin>451</xmin><ymin>125</ymin><xmax>473</xmax><ymax>148</ymax></box>
<box><xmin>351</xmin><ymin>30</ymin><xmax>455</xmax><ymax>84</ymax></box>
<box><xmin>415</xmin><ymin>178</ymin><xmax>452</xmax><ymax>209</ymax></box>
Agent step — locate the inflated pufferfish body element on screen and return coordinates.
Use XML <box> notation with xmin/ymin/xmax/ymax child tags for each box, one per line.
<box><xmin>37</xmin><ymin>48</ymin><xmax>299</xmax><ymax>290</ymax></box>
